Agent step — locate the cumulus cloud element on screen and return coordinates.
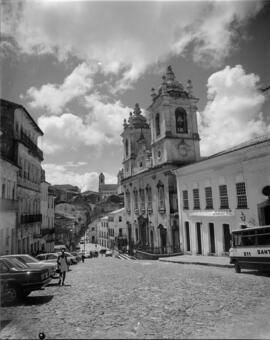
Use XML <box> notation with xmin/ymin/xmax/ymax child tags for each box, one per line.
<box><xmin>42</xmin><ymin>163</ymin><xmax>116</xmax><ymax>192</ymax></box>
<box><xmin>199</xmin><ymin>65</ymin><xmax>269</xmax><ymax>155</ymax></box>
<box><xmin>25</xmin><ymin>62</ymin><xmax>98</xmax><ymax>114</ymax></box>
<box><xmin>37</xmin><ymin>96</ymin><xmax>131</xmax><ymax>154</ymax></box>
<box><xmin>2</xmin><ymin>1</ymin><xmax>264</xmax><ymax>89</ymax></box>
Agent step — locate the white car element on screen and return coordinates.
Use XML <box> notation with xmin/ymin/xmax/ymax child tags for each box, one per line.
<box><xmin>3</xmin><ymin>254</ymin><xmax>57</xmax><ymax>278</ymax></box>
<box><xmin>105</xmin><ymin>250</ymin><xmax>113</xmax><ymax>257</ymax></box>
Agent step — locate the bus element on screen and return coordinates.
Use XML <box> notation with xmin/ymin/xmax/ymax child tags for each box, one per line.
<box><xmin>229</xmin><ymin>225</ymin><xmax>270</xmax><ymax>273</ymax></box>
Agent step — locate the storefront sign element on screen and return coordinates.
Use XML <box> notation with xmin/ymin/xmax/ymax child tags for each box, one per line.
<box><xmin>189</xmin><ymin>209</ymin><xmax>234</xmax><ymax>217</ymax></box>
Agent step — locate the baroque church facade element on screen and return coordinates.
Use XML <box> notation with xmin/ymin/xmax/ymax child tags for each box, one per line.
<box><xmin>121</xmin><ymin>66</ymin><xmax>200</xmax><ymax>255</ymax></box>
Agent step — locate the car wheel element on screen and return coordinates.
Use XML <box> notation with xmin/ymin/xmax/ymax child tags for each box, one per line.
<box><xmin>235</xmin><ymin>262</ymin><xmax>241</xmax><ymax>273</ymax></box>
<box><xmin>5</xmin><ymin>285</ymin><xmax>18</xmax><ymax>304</ymax></box>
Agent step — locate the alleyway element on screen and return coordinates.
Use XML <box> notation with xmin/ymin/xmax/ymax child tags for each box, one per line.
<box><xmin>1</xmin><ymin>257</ymin><xmax>270</xmax><ymax>339</ymax></box>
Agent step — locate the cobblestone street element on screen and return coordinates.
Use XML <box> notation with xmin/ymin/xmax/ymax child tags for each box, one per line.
<box><xmin>1</xmin><ymin>257</ymin><xmax>270</xmax><ymax>339</ymax></box>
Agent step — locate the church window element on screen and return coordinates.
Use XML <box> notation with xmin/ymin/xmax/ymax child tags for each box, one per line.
<box><xmin>146</xmin><ymin>185</ymin><xmax>152</xmax><ymax>211</ymax></box>
<box><xmin>134</xmin><ymin>188</ymin><xmax>139</xmax><ymax>210</ymax></box>
<box><xmin>126</xmin><ymin>190</ymin><xmax>131</xmax><ymax>212</ymax></box>
<box><xmin>155</xmin><ymin>113</ymin><xmax>160</xmax><ymax>137</ymax></box>
<box><xmin>175</xmin><ymin>107</ymin><xmax>188</xmax><ymax>133</ymax></box>
<box><xmin>125</xmin><ymin>139</ymin><xmax>129</xmax><ymax>157</ymax></box>
<box><xmin>139</xmin><ymin>189</ymin><xmax>145</xmax><ymax>211</ymax></box>
<box><xmin>157</xmin><ymin>181</ymin><xmax>165</xmax><ymax>211</ymax></box>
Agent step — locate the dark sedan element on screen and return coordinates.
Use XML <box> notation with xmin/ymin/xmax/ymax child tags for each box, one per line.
<box><xmin>0</xmin><ymin>257</ymin><xmax>51</xmax><ymax>305</ymax></box>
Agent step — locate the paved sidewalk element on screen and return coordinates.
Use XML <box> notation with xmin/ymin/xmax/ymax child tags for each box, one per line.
<box><xmin>159</xmin><ymin>255</ymin><xmax>234</xmax><ymax>268</ymax></box>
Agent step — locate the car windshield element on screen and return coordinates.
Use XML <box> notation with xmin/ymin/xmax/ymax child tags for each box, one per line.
<box><xmin>3</xmin><ymin>257</ymin><xmax>29</xmax><ymax>270</ymax></box>
<box><xmin>19</xmin><ymin>255</ymin><xmax>39</xmax><ymax>263</ymax></box>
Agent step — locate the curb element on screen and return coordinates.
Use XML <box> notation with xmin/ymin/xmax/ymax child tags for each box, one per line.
<box><xmin>158</xmin><ymin>259</ymin><xmax>234</xmax><ymax>269</ymax></box>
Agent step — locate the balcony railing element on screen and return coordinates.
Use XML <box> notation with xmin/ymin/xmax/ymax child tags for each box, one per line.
<box><xmin>21</xmin><ymin>214</ymin><xmax>42</xmax><ymax>224</ymax></box>
<box><xmin>17</xmin><ymin>177</ymin><xmax>40</xmax><ymax>192</ymax></box>
<box><xmin>41</xmin><ymin>227</ymin><xmax>55</xmax><ymax>236</ymax></box>
<box><xmin>19</xmin><ymin>130</ymin><xmax>43</xmax><ymax>161</ymax></box>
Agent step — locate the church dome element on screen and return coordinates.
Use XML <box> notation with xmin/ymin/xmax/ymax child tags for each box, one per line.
<box><xmin>165</xmin><ymin>66</ymin><xmax>186</xmax><ymax>97</ymax></box>
<box><xmin>128</xmin><ymin>103</ymin><xmax>149</xmax><ymax>129</ymax></box>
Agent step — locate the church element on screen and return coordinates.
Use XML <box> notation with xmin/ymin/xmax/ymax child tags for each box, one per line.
<box><xmin>120</xmin><ymin>66</ymin><xmax>200</xmax><ymax>257</ymax></box>
<box><xmin>98</xmin><ymin>172</ymin><xmax>118</xmax><ymax>200</ymax></box>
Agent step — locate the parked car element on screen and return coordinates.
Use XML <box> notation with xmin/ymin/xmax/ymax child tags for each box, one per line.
<box><xmin>99</xmin><ymin>248</ymin><xmax>107</xmax><ymax>255</ymax></box>
<box><xmin>0</xmin><ymin>257</ymin><xmax>51</xmax><ymax>305</ymax></box>
<box><xmin>62</xmin><ymin>252</ymin><xmax>78</xmax><ymax>265</ymax></box>
<box><xmin>105</xmin><ymin>250</ymin><xmax>113</xmax><ymax>257</ymax></box>
<box><xmin>36</xmin><ymin>252</ymin><xmax>65</xmax><ymax>265</ymax></box>
<box><xmin>71</xmin><ymin>252</ymin><xmax>82</xmax><ymax>262</ymax></box>
<box><xmin>2</xmin><ymin>254</ymin><xmax>57</xmax><ymax>278</ymax></box>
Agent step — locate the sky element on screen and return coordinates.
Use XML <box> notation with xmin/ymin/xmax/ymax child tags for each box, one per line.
<box><xmin>1</xmin><ymin>0</ymin><xmax>270</xmax><ymax>192</ymax></box>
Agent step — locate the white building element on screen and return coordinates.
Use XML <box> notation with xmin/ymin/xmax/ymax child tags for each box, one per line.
<box><xmin>175</xmin><ymin>135</ymin><xmax>270</xmax><ymax>257</ymax></box>
<box><xmin>97</xmin><ymin>216</ymin><xmax>109</xmax><ymax>248</ymax></box>
<box><xmin>107</xmin><ymin>208</ymin><xmax>127</xmax><ymax>251</ymax></box>
<box><xmin>0</xmin><ymin>159</ymin><xmax>18</xmax><ymax>255</ymax></box>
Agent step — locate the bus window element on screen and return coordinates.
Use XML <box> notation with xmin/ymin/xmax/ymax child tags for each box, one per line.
<box><xmin>257</xmin><ymin>228</ymin><xmax>270</xmax><ymax>245</ymax></box>
<box><xmin>233</xmin><ymin>230</ymin><xmax>256</xmax><ymax>247</ymax></box>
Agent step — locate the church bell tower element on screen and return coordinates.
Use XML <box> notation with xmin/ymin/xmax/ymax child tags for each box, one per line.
<box><xmin>147</xmin><ymin>65</ymin><xmax>200</xmax><ymax>167</ymax></box>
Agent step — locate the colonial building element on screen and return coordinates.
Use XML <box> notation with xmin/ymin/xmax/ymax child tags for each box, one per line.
<box><xmin>175</xmin><ymin>135</ymin><xmax>270</xmax><ymax>256</ymax></box>
<box><xmin>107</xmin><ymin>208</ymin><xmax>127</xmax><ymax>251</ymax></box>
<box><xmin>97</xmin><ymin>216</ymin><xmax>109</xmax><ymax>248</ymax></box>
<box><xmin>40</xmin><ymin>169</ymin><xmax>55</xmax><ymax>253</ymax></box>
<box><xmin>0</xmin><ymin>99</ymin><xmax>44</xmax><ymax>254</ymax></box>
<box><xmin>121</xmin><ymin>66</ymin><xmax>200</xmax><ymax>256</ymax></box>
<box><xmin>98</xmin><ymin>173</ymin><xmax>118</xmax><ymax>200</ymax></box>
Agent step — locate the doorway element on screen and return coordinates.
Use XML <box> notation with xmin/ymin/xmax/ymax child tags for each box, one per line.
<box><xmin>209</xmin><ymin>223</ymin><xmax>215</xmax><ymax>254</ymax></box>
<box><xmin>150</xmin><ymin>230</ymin><xmax>154</xmax><ymax>249</ymax></box>
<box><xmin>196</xmin><ymin>223</ymin><xmax>202</xmax><ymax>255</ymax></box>
<box><xmin>223</xmin><ymin>224</ymin><xmax>231</xmax><ymax>252</ymax></box>
<box><xmin>185</xmin><ymin>221</ymin><xmax>190</xmax><ymax>252</ymax></box>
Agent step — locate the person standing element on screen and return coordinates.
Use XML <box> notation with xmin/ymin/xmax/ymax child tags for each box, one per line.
<box><xmin>57</xmin><ymin>249</ymin><xmax>68</xmax><ymax>285</ymax></box>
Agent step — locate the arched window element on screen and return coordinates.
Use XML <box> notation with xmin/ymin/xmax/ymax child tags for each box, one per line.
<box><xmin>126</xmin><ymin>190</ymin><xmax>131</xmax><ymax>212</ymax></box>
<box><xmin>157</xmin><ymin>181</ymin><xmax>165</xmax><ymax>211</ymax></box>
<box><xmin>2</xmin><ymin>182</ymin><xmax>5</xmax><ymax>199</ymax></box>
<box><xmin>155</xmin><ymin>113</ymin><xmax>160</xmax><ymax>137</ymax></box>
<box><xmin>133</xmin><ymin>188</ymin><xmax>138</xmax><ymax>210</ymax></box>
<box><xmin>175</xmin><ymin>107</ymin><xmax>187</xmax><ymax>133</ymax></box>
<box><xmin>146</xmin><ymin>185</ymin><xmax>152</xmax><ymax>211</ymax></box>
<box><xmin>125</xmin><ymin>139</ymin><xmax>129</xmax><ymax>157</ymax></box>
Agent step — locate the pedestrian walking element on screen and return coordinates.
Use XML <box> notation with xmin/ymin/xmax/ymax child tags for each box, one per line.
<box><xmin>57</xmin><ymin>249</ymin><xmax>68</xmax><ymax>285</ymax></box>
<box><xmin>82</xmin><ymin>253</ymin><xmax>85</xmax><ymax>263</ymax></box>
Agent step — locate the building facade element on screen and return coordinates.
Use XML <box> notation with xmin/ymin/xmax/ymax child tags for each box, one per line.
<box><xmin>121</xmin><ymin>66</ymin><xmax>200</xmax><ymax>255</ymax></box>
<box><xmin>97</xmin><ymin>216</ymin><xmax>109</xmax><ymax>248</ymax></box>
<box><xmin>0</xmin><ymin>99</ymin><xmax>44</xmax><ymax>255</ymax></box>
<box><xmin>175</xmin><ymin>136</ymin><xmax>270</xmax><ymax>256</ymax></box>
<box><xmin>40</xmin><ymin>170</ymin><xmax>55</xmax><ymax>253</ymax></box>
<box><xmin>0</xmin><ymin>159</ymin><xmax>18</xmax><ymax>255</ymax></box>
<box><xmin>98</xmin><ymin>173</ymin><xmax>118</xmax><ymax>200</ymax></box>
<box><xmin>107</xmin><ymin>208</ymin><xmax>127</xmax><ymax>251</ymax></box>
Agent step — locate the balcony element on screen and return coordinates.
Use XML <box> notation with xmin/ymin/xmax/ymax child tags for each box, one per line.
<box><xmin>134</xmin><ymin>208</ymin><xmax>139</xmax><ymax>215</ymax></box>
<box><xmin>21</xmin><ymin>214</ymin><xmax>42</xmax><ymax>224</ymax></box>
<box><xmin>17</xmin><ymin>176</ymin><xmax>40</xmax><ymax>192</ymax></box>
<box><xmin>33</xmin><ymin>233</ymin><xmax>42</xmax><ymax>239</ymax></box>
<box><xmin>158</xmin><ymin>207</ymin><xmax>166</xmax><ymax>214</ymax></box>
<box><xmin>19</xmin><ymin>130</ymin><xmax>43</xmax><ymax>161</ymax></box>
<box><xmin>41</xmin><ymin>227</ymin><xmax>55</xmax><ymax>236</ymax></box>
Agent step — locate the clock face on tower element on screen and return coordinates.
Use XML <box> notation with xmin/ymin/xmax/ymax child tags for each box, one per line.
<box><xmin>179</xmin><ymin>144</ymin><xmax>188</xmax><ymax>157</ymax></box>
